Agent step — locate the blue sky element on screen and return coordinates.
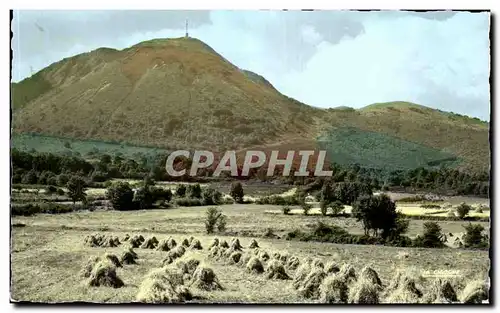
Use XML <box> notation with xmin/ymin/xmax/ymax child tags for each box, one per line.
<box><xmin>11</xmin><ymin>10</ymin><xmax>490</xmax><ymax>120</ymax></box>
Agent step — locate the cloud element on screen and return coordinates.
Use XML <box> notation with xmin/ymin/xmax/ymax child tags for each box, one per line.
<box><xmin>11</xmin><ymin>10</ymin><xmax>490</xmax><ymax>120</ymax></box>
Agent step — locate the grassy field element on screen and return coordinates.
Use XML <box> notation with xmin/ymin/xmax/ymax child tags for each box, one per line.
<box><xmin>11</xmin><ymin>203</ymin><xmax>490</xmax><ymax>303</ymax></box>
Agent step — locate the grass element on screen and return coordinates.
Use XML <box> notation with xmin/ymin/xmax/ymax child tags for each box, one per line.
<box><xmin>11</xmin><ymin>224</ymin><xmax>489</xmax><ymax>303</ymax></box>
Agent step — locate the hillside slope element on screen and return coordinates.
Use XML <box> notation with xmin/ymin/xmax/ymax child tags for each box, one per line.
<box><xmin>11</xmin><ymin>38</ymin><xmax>490</xmax><ymax>171</ymax></box>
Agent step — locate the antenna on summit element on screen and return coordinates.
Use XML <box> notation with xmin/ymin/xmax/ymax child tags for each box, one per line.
<box><xmin>185</xmin><ymin>19</ymin><xmax>189</xmax><ymax>38</ymax></box>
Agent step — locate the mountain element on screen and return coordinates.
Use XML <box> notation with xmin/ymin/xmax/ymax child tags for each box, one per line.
<box><xmin>11</xmin><ymin>38</ymin><xmax>490</xmax><ymax>171</ymax></box>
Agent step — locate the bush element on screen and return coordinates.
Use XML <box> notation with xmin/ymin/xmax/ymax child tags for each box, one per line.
<box><xmin>56</xmin><ymin>188</ymin><xmax>65</xmax><ymax>196</ymax></box>
<box><xmin>352</xmin><ymin>194</ymin><xmax>397</xmax><ymax>238</ymax></box>
<box><xmin>462</xmin><ymin>224</ymin><xmax>489</xmax><ymax>249</ymax></box>
<box><xmin>413</xmin><ymin>222</ymin><xmax>446</xmax><ymax>248</ymax></box>
<box><xmin>205</xmin><ymin>207</ymin><xmax>226</xmax><ymax>234</ymax></box>
<box><xmin>175</xmin><ymin>198</ymin><xmax>204</xmax><ymax>207</ymax></box>
<box><xmin>46</xmin><ymin>185</ymin><xmax>57</xmax><ymax>193</ymax></box>
<box><xmin>151</xmin><ymin>187</ymin><xmax>173</xmax><ymax>203</ymax></box>
<box><xmin>187</xmin><ymin>184</ymin><xmax>202</xmax><ymax>199</ymax></box>
<box><xmin>420</xmin><ymin>204</ymin><xmax>441</xmax><ymax>209</ymax></box>
<box><xmin>176</xmin><ymin>184</ymin><xmax>187</xmax><ymax>197</ymax></box>
<box><xmin>106</xmin><ymin>182</ymin><xmax>134</xmax><ymax>211</ymax></box>
<box><xmin>230</xmin><ymin>182</ymin><xmax>244</xmax><ymax>204</ymax></box>
<box><xmin>330</xmin><ymin>201</ymin><xmax>344</xmax><ymax>216</ymax></box>
<box><xmin>302</xmin><ymin>202</ymin><xmax>312</xmax><ymax>216</ymax></box>
<box><xmin>283</xmin><ymin>206</ymin><xmax>291</xmax><ymax>215</ymax></box>
<box><xmin>256</xmin><ymin>195</ymin><xmax>299</xmax><ymax>205</ymax></box>
<box><xmin>202</xmin><ymin>188</ymin><xmax>222</xmax><ymax>205</ymax></box>
<box><xmin>216</xmin><ymin>215</ymin><xmax>227</xmax><ymax>233</ymax></box>
<box><xmin>456</xmin><ymin>203</ymin><xmax>472</xmax><ymax>219</ymax></box>
<box><xmin>66</xmin><ymin>176</ymin><xmax>87</xmax><ymax>205</ymax></box>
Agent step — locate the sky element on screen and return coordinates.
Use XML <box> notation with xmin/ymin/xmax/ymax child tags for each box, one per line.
<box><xmin>11</xmin><ymin>10</ymin><xmax>491</xmax><ymax>121</ymax></box>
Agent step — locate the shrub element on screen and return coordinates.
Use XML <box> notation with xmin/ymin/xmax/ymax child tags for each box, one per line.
<box><xmin>302</xmin><ymin>202</ymin><xmax>312</xmax><ymax>216</ymax></box>
<box><xmin>456</xmin><ymin>203</ymin><xmax>472</xmax><ymax>219</ymax></box>
<box><xmin>283</xmin><ymin>206</ymin><xmax>291</xmax><ymax>215</ymax></box>
<box><xmin>352</xmin><ymin>194</ymin><xmax>397</xmax><ymax>238</ymax></box>
<box><xmin>151</xmin><ymin>187</ymin><xmax>173</xmax><ymax>203</ymax></box>
<box><xmin>56</xmin><ymin>188</ymin><xmax>65</xmax><ymax>195</ymax></box>
<box><xmin>216</xmin><ymin>215</ymin><xmax>227</xmax><ymax>233</ymax></box>
<box><xmin>176</xmin><ymin>184</ymin><xmax>187</xmax><ymax>197</ymax></box>
<box><xmin>175</xmin><ymin>198</ymin><xmax>204</xmax><ymax>207</ymax></box>
<box><xmin>462</xmin><ymin>223</ymin><xmax>489</xmax><ymax>248</ymax></box>
<box><xmin>187</xmin><ymin>184</ymin><xmax>202</xmax><ymax>199</ymax></box>
<box><xmin>420</xmin><ymin>204</ymin><xmax>441</xmax><ymax>209</ymax></box>
<box><xmin>330</xmin><ymin>201</ymin><xmax>344</xmax><ymax>215</ymax></box>
<box><xmin>46</xmin><ymin>185</ymin><xmax>57</xmax><ymax>193</ymax></box>
<box><xmin>107</xmin><ymin>182</ymin><xmax>134</xmax><ymax>211</ymax></box>
<box><xmin>230</xmin><ymin>182</ymin><xmax>244</xmax><ymax>204</ymax></box>
<box><xmin>413</xmin><ymin>222</ymin><xmax>446</xmax><ymax>248</ymax></box>
<box><xmin>205</xmin><ymin>207</ymin><xmax>226</xmax><ymax>234</ymax></box>
<box><xmin>202</xmin><ymin>188</ymin><xmax>222</xmax><ymax>205</ymax></box>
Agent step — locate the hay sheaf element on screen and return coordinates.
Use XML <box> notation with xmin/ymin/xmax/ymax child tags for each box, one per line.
<box><xmin>287</xmin><ymin>256</ymin><xmax>301</xmax><ymax>271</ymax></box>
<box><xmin>248</xmin><ymin>239</ymin><xmax>259</xmax><ymax>249</ymax></box>
<box><xmin>265</xmin><ymin>260</ymin><xmax>290</xmax><ymax>280</ymax></box>
<box><xmin>181</xmin><ymin>238</ymin><xmax>190</xmax><ymax>247</ymax></box>
<box><xmin>129</xmin><ymin>235</ymin><xmax>145</xmax><ymax>248</ymax></box>
<box><xmin>209</xmin><ymin>238</ymin><xmax>220</xmax><ymax>249</ymax></box>
<box><xmin>191</xmin><ymin>266</ymin><xmax>223</xmax><ymax>291</ymax></box>
<box><xmin>319</xmin><ymin>274</ymin><xmax>349</xmax><ymax>304</ymax></box>
<box><xmin>298</xmin><ymin>268</ymin><xmax>327</xmax><ymax>299</ymax></box>
<box><xmin>293</xmin><ymin>262</ymin><xmax>312</xmax><ymax>289</ymax></box>
<box><xmin>337</xmin><ymin>263</ymin><xmax>357</xmax><ymax>285</ymax></box>
<box><xmin>122</xmin><ymin>234</ymin><xmax>130</xmax><ymax>241</ymax></box>
<box><xmin>460</xmin><ymin>280</ymin><xmax>489</xmax><ymax>304</ymax></box>
<box><xmin>422</xmin><ymin>278</ymin><xmax>458</xmax><ymax>303</ymax></box>
<box><xmin>360</xmin><ymin>266</ymin><xmax>381</xmax><ymax>286</ymax></box>
<box><xmin>348</xmin><ymin>278</ymin><xmax>380</xmax><ymax>304</ymax></box>
<box><xmin>83</xmin><ymin>235</ymin><xmax>100</xmax><ymax>247</ymax></box>
<box><xmin>140</xmin><ymin>236</ymin><xmax>159</xmax><ymax>249</ymax></box>
<box><xmin>136</xmin><ymin>267</ymin><xmax>190</xmax><ymax>303</ymax></box>
<box><xmin>121</xmin><ymin>249</ymin><xmax>138</xmax><ymax>265</ymax></box>
<box><xmin>174</xmin><ymin>258</ymin><xmax>201</xmax><ymax>275</ymax></box>
<box><xmin>229</xmin><ymin>238</ymin><xmax>243</xmax><ymax>251</ymax></box>
<box><xmin>156</xmin><ymin>239</ymin><xmax>170</xmax><ymax>251</ymax></box>
<box><xmin>237</xmin><ymin>252</ymin><xmax>252</xmax><ymax>267</ymax></box>
<box><xmin>324</xmin><ymin>261</ymin><xmax>340</xmax><ymax>274</ymax></box>
<box><xmin>190</xmin><ymin>239</ymin><xmax>203</xmax><ymax>250</ymax></box>
<box><xmin>259</xmin><ymin>251</ymin><xmax>270</xmax><ymax>262</ymax></box>
<box><xmin>104</xmin><ymin>253</ymin><xmax>122</xmax><ymax>268</ymax></box>
<box><xmin>311</xmin><ymin>258</ymin><xmax>324</xmax><ymax>269</ymax></box>
<box><xmin>246</xmin><ymin>257</ymin><xmax>264</xmax><ymax>274</ymax></box>
<box><xmin>220</xmin><ymin>240</ymin><xmax>229</xmax><ymax>248</ymax></box>
<box><xmin>208</xmin><ymin>246</ymin><xmax>220</xmax><ymax>258</ymax></box>
<box><xmin>167</xmin><ymin>238</ymin><xmax>177</xmax><ymax>250</ymax></box>
<box><xmin>80</xmin><ymin>256</ymin><xmax>101</xmax><ymax>278</ymax></box>
<box><xmin>229</xmin><ymin>252</ymin><xmax>243</xmax><ymax>265</ymax></box>
<box><xmin>100</xmin><ymin>236</ymin><xmax>120</xmax><ymax>248</ymax></box>
<box><xmin>384</xmin><ymin>272</ymin><xmax>423</xmax><ymax>304</ymax></box>
<box><xmin>87</xmin><ymin>260</ymin><xmax>124</xmax><ymax>288</ymax></box>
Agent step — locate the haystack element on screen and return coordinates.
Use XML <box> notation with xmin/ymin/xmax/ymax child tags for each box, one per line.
<box><xmin>156</xmin><ymin>239</ymin><xmax>170</xmax><ymax>251</ymax></box>
<box><xmin>246</xmin><ymin>257</ymin><xmax>264</xmax><ymax>274</ymax></box>
<box><xmin>248</xmin><ymin>239</ymin><xmax>259</xmax><ymax>249</ymax></box>
<box><xmin>136</xmin><ymin>267</ymin><xmax>190</xmax><ymax>303</ymax></box>
<box><xmin>181</xmin><ymin>238</ymin><xmax>190</xmax><ymax>247</ymax></box>
<box><xmin>189</xmin><ymin>236</ymin><xmax>195</xmax><ymax>244</ymax></box>
<box><xmin>348</xmin><ymin>278</ymin><xmax>380</xmax><ymax>304</ymax></box>
<box><xmin>129</xmin><ymin>235</ymin><xmax>143</xmax><ymax>248</ymax></box>
<box><xmin>265</xmin><ymin>260</ymin><xmax>290</xmax><ymax>280</ymax></box>
<box><xmin>237</xmin><ymin>252</ymin><xmax>252</xmax><ymax>267</ymax></box>
<box><xmin>190</xmin><ymin>265</ymin><xmax>223</xmax><ymax>291</ymax></box>
<box><xmin>140</xmin><ymin>236</ymin><xmax>159</xmax><ymax>249</ymax></box>
<box><xmin>174</xmin><ymin>257</ymin><xmax>201</xmax><ymax>275</ymax></box>
<box><xmin>360</xmin><ymin>266</ymin><xmax>381</xmax><ymax>286</ymax></box>
<box><xmin>460</xmin><ymin>280</ymin><xmax>489</xmax><ymax>304</ymax></box>
<box><xmin>87</xmin><ymin>260</ymin><xmax>124</xmax><ymax>288</ymax></box>
<box><xmin>190</xmin><ymin>239</ymin><xmax>202</xmax><ymax>250</ymax></box>
<box><xmin>319</xmin><ymin>274</ymin><xmax>349</xmax><ymax>303</ymax></box>
<box><xmin>101</xmin><ymin>236</ymin><xmax>119</xmax><ymax>248</ymax></box>
<box><xmin>220</xmin><ymin>240</ymin><xmax>229</xmax><ymax>248</ymax></box>
<box><xmin>298</xmin><ymin>268</ymin><xmax>327</xmax><ymax>299</ymax></box>
<box><xmin>208</xmin><ymin>246</ymin><xmax>220</xmax><ymax>258</ymax></box>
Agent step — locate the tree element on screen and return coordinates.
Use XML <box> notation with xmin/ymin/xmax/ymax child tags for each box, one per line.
<box><xmin>106</xmin><ymin>182</ymin><xmax>134</xmax><ymax>211</ymax></box>
<box><xmin>230</xmin><ymin>181</ymin><xmax>244</xmax><ymax>203</ymax></box>
<box><xmin>176</xmin><ymin>184</ymin><xmax>187</xmax><ymax>197</ymax></box>
<box><xmin>352</xmin><ymin>194</ymin><xmax>397</xmax><ymax>238</ymax></box>
<box><xmin>456</xmin><ymin>203</ymin><xmax>471</xmax><ymax>219</ymax></box>
<box><xmin>21</xmin><ymin>170</ymin><xmax>38</xmax><ymax>185</ymax></box>
<box><xmin>66</xmin><ymin>176</ymin><xmax>87</xmax><ymax>206</ymax></box>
